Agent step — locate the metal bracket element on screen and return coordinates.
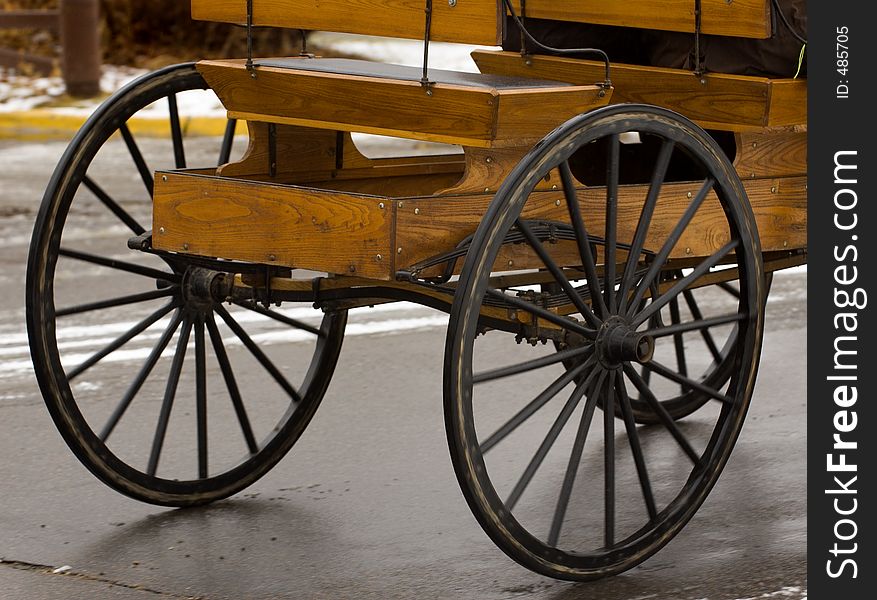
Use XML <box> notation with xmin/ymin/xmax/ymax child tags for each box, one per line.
<box><xmin>245</xmin><ymin>0</ymin><xmax>257</xmax><ymax>78</ymax></box>
<box><xmin>420</xmin><ymin>0</ymin><xmax>434</xmax><ymax>92</ymax></box>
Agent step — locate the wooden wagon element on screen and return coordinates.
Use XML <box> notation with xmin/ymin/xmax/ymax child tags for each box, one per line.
<box><xmin>26</xmin><ymin>0</ymin><xmax>806</xmax><ymax>581</ymax></box>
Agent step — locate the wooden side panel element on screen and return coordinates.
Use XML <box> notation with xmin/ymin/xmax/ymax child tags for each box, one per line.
<box><xmin>192</xmin><ymin>0</ymin><xmax>502</xmax><ymax>45</ymax></box>
<box><xmin>472</xmin><ymin>51</ymin><xmax>809</xmax><ymax>131</ymax></box>
<box><xmin>494</xmin><ymin>86</ymin><xmax>611</xmax><ymax>142</ymax></box>
<box><xmin>520</xmin><ymin>0</ymin><xmax>771</xmax><ymax>38</ymax></box>
<box><xmin>152</xmin><ymin>172</ymin><xmax>394</xmax><ymax>279</ymax></box>
<box><xmin>734</xmin><ymin>127</ymin><xmax>807</xmax><ymax>179</ymax></box>
<box><xmin>396</xmin><ymin>177</ymin><xmax>806</xmax><ymax>270</ymax></box>
<box><xmin>766</xmin><ymin>79</ymin><xmax>808</xmax><ymax>127</ymax></box>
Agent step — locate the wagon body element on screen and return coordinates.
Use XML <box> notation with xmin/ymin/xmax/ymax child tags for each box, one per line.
<box><xmin>27</xmin><ymin>0</ymin><xmax>807</xmax><ymax>582</ymax></box>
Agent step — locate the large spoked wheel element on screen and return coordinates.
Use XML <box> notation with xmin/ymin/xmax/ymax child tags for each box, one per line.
<box><xmin>27</xmin><ymin>63</ymin><xmax>346</xmax><ymax>506</ymax></box>
<box><xmin>445</xmin><ymin>105</ymin><xmax>765</xmax><ymax>580</ymax></box>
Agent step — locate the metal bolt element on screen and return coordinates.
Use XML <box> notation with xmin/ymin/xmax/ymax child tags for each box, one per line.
<box><xmin>685</xmin><ymin>247</ymin><xmax>692</xmax><ymax>255</ymax></box>
<box><xmin>448</xmin><ymin>0</ymin><xmax>456</xmax><ymax>6</ymax></box>
<box><xmin>397</xmin><ymin>247</ymin><xmax>403</xmax><ymax>254</ymax></box>
<box><xmin>159</xmin><ymin>227</ymin><xmax>165</xmax><ymax>235</ymax></box>
<box><xmin>700</xmin><ymin>78</ymin><xmax>706</xmax><ymax>85</ymax></box>
<box><xmin>508</xmin><ymin>260</ymin><xmax>514</xmax><ymax>267</ymax></box>
<box><xmin>268</xmin><ymin>254</ymin><xmax>276</xmax><ymax>261</ymax></box>
<box><xmin>414</xmin><ymin>208</ymin><xmax>420</xmax><ymax>215</ymax></box>
<box><xmin>687</xmin><ymin>191</ymin><xmax>693</xmax><ymax>199</ymax></box>
<box><xmin>378</xmin><ymin>202</ymin><xmax>385</xmax><ymax>209</ymax></box>
<box><xmin>426</xmin><ymin>89</ymin><xmax>433</xmax><ymax>96</ymax></box>
<box><xmin>183</xmin><ymin>243</ymin><xmax>189</xmax><ymax>251</ymax></box>
<box><xmin>509</xmin><ymin>310</ymin><xmax>518</xmax><ymax>321</ymax></box>
<box><xmin>752</xmin><ymin>142</ymin><xmax>758</xmax><ymax>148</ymax></box>
<box><xmin>552</xmin><ymin>184</ymin><xmax>558</xmax><ymax>190</ymax></box>
<box><xmin>398</xmin><ymin>201</ymin><xmax>404</xmax><ymax>208</ymax></box>
<box><xmin>349</xmin><ymin>265</ymin><xmax>356</xmax><ymax>273</ymax></box>
<box><xmin>771</xmin><ymin>186</ymin><xmax>777</xmax><ymax>193</ymax></box>
<box><xmin>783</xmin><ymin>240</ymin><xmax>789</xmax><ymax>248</ymax></box>
<box><xmin>484</xmin><ymin>187</ymin><xmax>490</xmax><ymax>193</ymax></box>
<box><xmin>525</xmin><ymin>59</ymin><xmax>533</xmax><ymax>67</ymax></box>
<box><xmin>486</xmin><ymin>157</ymin><xmax>493</xmax><ymax>163</ymax></box>
<box><xmin>376</xmin><ymin>254</ymin><xmax>383</xmax><ymax>261</ymax></box>
<box><xmin>555</xmin><ymin>199</ymin><xmax>561</xmax><ymax>206</ymax></box>
<box><xmin>161</xmin><ymin>175</ymin><xmax>168</xmax><ymax>182</ymax></box>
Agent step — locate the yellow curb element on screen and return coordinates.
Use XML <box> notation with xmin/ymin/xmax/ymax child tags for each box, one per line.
<box><xmin>0</xmin><ymin>110</ymin><xmax>233</xmax><ymax>141</ymax></box>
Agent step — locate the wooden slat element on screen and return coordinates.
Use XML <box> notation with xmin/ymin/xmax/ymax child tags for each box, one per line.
<box><xmin>472</xmin><ymin>51</ymin><xmax>807</xmax><ymax>131</ymax></box>
<box><xmin>152</xmin><ymin>172</ymin><xmax>394</xmax><ymax>279</ymax></box>
<box><xmin>191</xmin><ymin>0</ymin><xmax>502</xmax><ymax>46</ymax></box>
<box><xmin>199</xmin><ymin>59</ymin><xmax>608</xmax><ymax>148</ymax></box>
<box><xmin>519</xmin><ymin>0</ymin><xmax>771</xmax><ymax>39</ymax></box>
<box><xmin>734</xmin><ymin>127</ymin><xmax>807</xmax><ymax>179</ymax></box>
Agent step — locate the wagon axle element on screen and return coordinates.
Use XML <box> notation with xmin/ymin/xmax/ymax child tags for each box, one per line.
<box><xmin>596</xmin><ymin>316</ymin><xmax>655</xmax><ymax>368</ymax></box>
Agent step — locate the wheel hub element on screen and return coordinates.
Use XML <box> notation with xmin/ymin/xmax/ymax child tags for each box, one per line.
<box><xmin>181</xmin><ymin>267</ymin><xmax>234</xmax><ymax>309</ymax></box>
<box><xmin>596</xmin><ymin>316</ymin><xmax>654</xmax><ymax>368</ymax></box>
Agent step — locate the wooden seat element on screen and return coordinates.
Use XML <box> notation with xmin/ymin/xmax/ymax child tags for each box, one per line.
<box><xmin>197</xmin><ymin>57</ymin><xmax>611</xmax><ymax>148</ymax></box>
<box><xmin>472</xmin><ymin>51</ymin><xmax>806</xmax><ymax>132</ymax></box>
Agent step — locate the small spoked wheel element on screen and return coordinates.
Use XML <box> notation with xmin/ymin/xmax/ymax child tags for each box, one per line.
<box><xmin>444</xmin><ymin>105</ymin><xmax>765</xmax><ymax>580</ymax></box>
<box><xmin>27</xmin><ymin>64</ymin><xmax>346</xmax><ymax>506</ymax></box>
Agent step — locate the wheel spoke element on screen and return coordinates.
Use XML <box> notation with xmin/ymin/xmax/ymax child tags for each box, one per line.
<box><xmin>646</xmin><ymin>360</ymin><xmax>733</xmax><ymax>405</ymax></box>
<box><xmin>669</xmin><ymin>298</ymin><xmax>689</xmax><ymax>391</ymax></box>
<box><xmin>119</xmin><ymin>123</ymin><xmax>154</xmax><ymax>195</ymax></box>
<box><xmin>506</xmin><ymin>368</ymin><xmax>603</xmax><ymax>511</ymax></box>
<box><xmin>626</xmin><ymin>177</ymin><xmax>714</xmax><ymax>311</ymax></box>
<box><xmin>480</xmin><ymin>356</ymin><xmax>595</xmax><ymax>453</ymax></box>
<box><xmin>473</xmin><ymin>344</ymin><xmax>593</xmax><ymax>384</ymax></box>
<box><xmin>604</xmin><ymin>133</ymin><xmax>620</xmax><ymax>312</ymax></box>
<box><xmin>560</xmin><ymin>161</ymin><xmax>608</xmax><ymax>319</ymax></box>
<box><xmin>615</xmin><ymin>371</ymin><xmax>658</xmax><ymax>520</ymax></box>
<box><xmin>717</xmin><ymin>281</ymin><xmax>741</xmax><ymax>299</ymax></box>
<box><xmin>56</xmin><ymin>287</ymin><xmax>176</xmax><ymax>317</ymax></box>
<box><xmin>206</xmin><ymin>313</ymin><xmax>259</xmax><ymax>455</ymax></box>
<box><xmin>168</xmin><ymin>93</ymin><xmax>187</xmax><ymax>169</ymax></box>
<box><xmin>82</xmin><ymin>175</ymin><xmax>146</xmax><ymax>235</ymax></box>
<box><xmin>547</xmin><ymin>373</ymin><xmax>602</xmax><ymax>547</ymax></box>
<box><xmin>218</xmin><ymin>118</ymin><xmax>238</xmax><ymax>165</ymax></box>
<box><xmin>515</xmin><ymin>219</ymin><xmax>601</xmax><ymax>329</ymax></box>
<box><xmin>682</xmin><ymin>289</ymin><xmax>726</xmax><ymax>362</ymax></box>
<box><xmin>617</xmin><ymin>139</ymin><xmax>675</xmax><ymax>314</ymax></box>
<box><xmin>233</xmin><ymin>301</ymin><xmax>323</xmax><ymax>337</ymax></box>
<box><xmin>59</xmin><ymin>247</ymin><xmax>180</xmax><ymax>283</ymax></box>
<box><xmin>147</xmin><ymin>314</ymin><xmax>193</xmax><ymax>476</ymax></box>
<box><xmin>630</xmin><ymin>240</ymin><xmax>739</xmax><ymax>328</ymax></box>
<box><xmin>644</xmin><ymin>312</ymin><xmax>744</xmax><ymax>339</ymax></box>
<box><xmin>99</xmin><ymin>309</ymin><xmax>184</xmax><ymax>442</ymax></box>
<box><xmin>195</xmin><ymin>315</ymin><xmax>208</xmax><ymax>478</ymax></box>
<box><xmin>484</xmin><ymin>287</ymin><xmax>595</xmax><ymax>339</ymax></box>
<box><xmin>623</xmin><ymin>364</ymin><xmax>700</xmax><ymax>464</ymax></box>
<box><xmin>67</xmin><ymin>301</ymin><xmax>178</xmax><ymax>381</ymax></box>
<box><xmin>215</xmin><ymin>305</ymin><xmax>303</xmax><ymax>404</ymax></box>
<box><xmin>603</xmin><ymin>370</ymin><xmax>615</xmax><ymax>547</ymax></box>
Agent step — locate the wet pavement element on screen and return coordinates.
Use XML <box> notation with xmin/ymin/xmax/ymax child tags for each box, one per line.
<box><xmin>0</xmin><ymin>138</ymin><xmax>806</xmax><ymax>599</ymax></box>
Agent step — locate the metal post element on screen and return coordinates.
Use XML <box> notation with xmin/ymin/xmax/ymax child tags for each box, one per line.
<box><xmin>59</xmin><ymin>0</ymin><xmax>101</xmax><ymax>97</ymax></box>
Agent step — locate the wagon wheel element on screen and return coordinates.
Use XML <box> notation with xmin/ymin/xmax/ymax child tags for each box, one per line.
<box><xmin>624</xmin><ymin>270</ymin><xmax>773</xmax><ymax>424</ymax></box>
<box><xmin>444</xmin><ymin>105</ymin><xmax>765</xmax><ymax>580</ymax></box>
<box><xmin>27</xmin><ymin>64</ymin><xmax>346</xmax><ymax>507</ymax></box>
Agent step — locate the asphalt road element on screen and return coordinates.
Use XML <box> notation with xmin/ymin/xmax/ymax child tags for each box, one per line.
<box><xmin>0</xmin><ymin>137</ymin><xmax>806</xmax><ymax>599</ymax></box>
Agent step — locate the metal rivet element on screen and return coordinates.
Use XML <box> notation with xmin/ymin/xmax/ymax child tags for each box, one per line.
<box><xmin>752</xmin><ymin>142</ymin><xmax>758</xmax><ymax>148</ymax></box>
<box><xmin>398</xmin><ymin>201</ymin><xmax>404</xmax><ymax>208</ymax></box>
<box><xmin>771</xmin><ymin>186</ymin><xmax>777</xmax><ymax>193</ymax></box>
<box><xmin>159</xmin><ymin>227</ymin><xmax>165</xmax><ymax>235</ymax></box>
<box><xmin>182</xmin><ymin>243</ymin><xmax>189</xmax><ymax>251</ymax></box>
<box><xmin>379</xmin><ymin>202</ymin><xmax>385</xmax><ymax>209</ymax></box>
<box><xmin>448</xmin><ymin>0</ymin><xmax>456</xmax><ymax>6</ymax></box>
<box><xmin>397</xmin><ymin>247</ymin><xmax>403</xmax><ymax>254</ymax></box>
<box><xmin>685</xmin><ymin>247</ymin><xmax>692</xmax><ymax>255</ymax></box>
<box><xmin>687</xmin><ymin>191</ymin><xmax>693</xmax><ymax>199</ymax></box>
<box><xmin>700</xmin><ymin>78</ymin><xmax>706</xmax><ymax>85</ymax></box>
<box><xmin>783</xmin><ymin>240</ymin><xmax>788</xmax><ymax>248</ymax></box>
<box><xmin>426</xmin><ymin>89</ymin><xmax>433</xmax><ymax>96</ymax></box>
<box><xmin>268</xmin><ymin>254</ymin><xmax>276</xmax><ymax>261</ymax></box>
<box><xmin>486</xmin><ymin>157</ymin><xmax>493</xmax><ymax>163</ymax></box>
<box><xmin>552</xmin><ymin>184</ymin><xmax>557</xmax><ymax>190</ymax></box>
<box><xmin>161</xmin><ymin>175</ymin><xmax>168</xmax><ymax>182</ymax></box>
<box><xmin>414</xmin><ymin>208</ymin><xmax>420</xmax><ymax>215</ymax></box>
<box><xmin>348</xmin><ymin>265</ymin><xmax>356</xmax><ymax>273</ymax></box>
<box><xmin>507</xmin><ymin>260</ymin><xmax>514</xmax><ymax>267</ymax></box>
<box><xmin>484</xmin><ymin>187</ymin><xmax>490</xmax><ymax>193</ymax></box>
<box><xmin>376</xmin><ymin>254</ymin><xmax>383</xmax><ymax>261</ymax></box>
<box><xmin>555</xmin><ymin>199</ymin><xmax>561</xmax><ymax>206</ymax></box>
